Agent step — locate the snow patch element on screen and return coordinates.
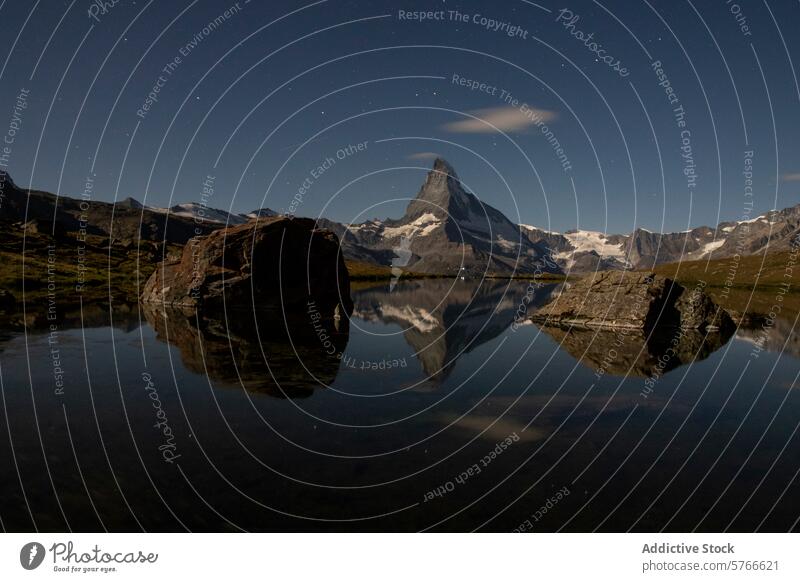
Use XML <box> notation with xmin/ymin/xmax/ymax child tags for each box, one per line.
<box><xmin>697</xmin><ymin>239</ymin><xmax>725</xmax><ymax>256</ymax></box>
<box><xmin>738</xmin><ymin>214</ymin><xmax>766</xmax><ymax>224</ymax></box>
<box><xmin>520</xmin><ymin>224</ymin><xmax>560</xmax><ymax>235</ymax></box>
<box><xmin>376</xmin><ymin>304</ymin><xmax>439</xmax><ymax>333</ymax></box>
<box><xmin>382</xmin><ymin>213</ymin><xmax>441</xmax><ymax>239</ymax></box>
<box><xmin>495</xmin><ymin>235</ymin><xmax>518</xmax><ymax>251</ymax></box>
<box><xmin>560</xmin><ymin>230</ymin><xmax>627</xmax><ymax>258</ymax></box>
<box><xmin>553</xmin><ymin>230</ymin><xmax>629</xmax><ymax>269</ymax></box>
<box><xmin>151</xmin><ymin>203</ymin><xmax>248</xmax><ymax>225</ymax></box>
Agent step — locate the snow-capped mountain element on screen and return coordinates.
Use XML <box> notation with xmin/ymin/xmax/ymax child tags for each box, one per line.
<box><xmin>520</xmin><ymin>204</ymin><xmax>800</xmax><ymax>272</ymax></box>
<box><xmin>246</xmin><ymin>208</ymin><xmax>279</xmax><ymax>219</ymax></box>
<box><xmin>328</xmin><ymin>158</ymin><xmax>557</xmax><ymax>276</ymax></box>
<box><xmin>308</xmin><ymin>158</ymin><xmax>800</xmax><ymax>275</ymax></box>
<box><xmin>155</xmin><ymin>203</ymin><xmax>250</xmax><ymax>225</ymax></box>
<box><xmin>120</xmin><ymin>199</ymin><xmax>279</xmax><ymax>226</ymax></box>
<box><xmin>93</xmin><ymin>159</ymin><xmax>800</xmax><ymax>275</ymax></box>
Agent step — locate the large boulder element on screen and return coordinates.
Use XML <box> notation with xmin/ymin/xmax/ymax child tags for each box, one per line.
<box><xmin>140</xmin><ymin>217</ymin><xmax>353</xmax><ymax>317</ymax></box>
<box><xmin>531</xmin><ymin>270</ymin><xmax>731</xmax><ymax>332</ymax></box>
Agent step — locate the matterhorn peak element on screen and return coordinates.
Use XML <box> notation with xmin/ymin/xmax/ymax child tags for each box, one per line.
<box><xmin>403</xmin><ymin>158</ymin><xmax>469</xmax><ymax>221</ymax></box>
<box><xmin>431</xmin><ymin>157</ymin><xmax>457</xmax><ymax>177</ymax></box>
<box><xmin>425</xmin><ymin>157</ymin><xmax>460</xmax><ymax>190</ymax></box>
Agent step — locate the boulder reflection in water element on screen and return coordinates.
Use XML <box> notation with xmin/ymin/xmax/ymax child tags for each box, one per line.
<box><xmin>537</xmin><ymin>324</ymin><xmax>734</xmax><ymax>378</ymax></box>
<box><xmin>142</xmin><ymin>305</ymin><xmax>348</xmax><ymax>398</ymax></box>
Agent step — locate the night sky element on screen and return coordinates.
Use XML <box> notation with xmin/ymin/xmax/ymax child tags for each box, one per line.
<box><xmin>1</xmin><ymin>0</ymin><xmax>798</xmax><ymax>233</ymax></box>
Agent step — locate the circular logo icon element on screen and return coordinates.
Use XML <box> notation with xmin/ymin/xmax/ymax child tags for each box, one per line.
<box><xmin>19</xmin><ymin>542</ymin><xmax>46</xmax><ymax>570</ymax></box>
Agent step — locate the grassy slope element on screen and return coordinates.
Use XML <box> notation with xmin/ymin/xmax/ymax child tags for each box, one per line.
<box><xmin>4</xmin><ymin>223</ymin><xmax>794</xmax><ymax>321</ymax></box>
<box><xmin>344</xmin><ymin>259</ymin><xmax>452</xmax><ymax>281</ymax></box>
<box><xmin>345</xmin><ymin>259</ymin><xmax>565</xmax><ymax>282</ymax></box>
<box><xmin>344</xmin><ymin>259</ymin><xmax>393</xmax><ymax>280</ymax></box>
<box><xmin>0</xmin><ymin>226</ymin><xmax>179</xmax><ymax>306</ymax></box>
<box><xmin>652</xmin><ymin>250</ymin><xmax>800</xmax><ymax>319</ymax></box>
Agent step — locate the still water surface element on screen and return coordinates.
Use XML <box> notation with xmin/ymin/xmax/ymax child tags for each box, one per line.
<box><xmin>1</xmin><ymin>279</ymin><xmax>799</xmax><ymax>531</ymax></box>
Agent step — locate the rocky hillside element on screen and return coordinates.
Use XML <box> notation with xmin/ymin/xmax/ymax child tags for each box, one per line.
<box><xmin>4</xmin><ymin>164</ymin><xmax>800</xmax><ymax>278</ymax></box>
<box><xmin>0</xmin><ymin>170</ymin><xmax>218</xmax><ymax>244</ymax></box>
<box><xmin>0</xmin><ymin>170</ymin><xmax>280</xmax><ymax>244</ymax></box>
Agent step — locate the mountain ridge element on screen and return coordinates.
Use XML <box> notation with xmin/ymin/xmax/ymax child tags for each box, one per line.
<box><xmin>3</xmin><ymin>164</ymin><xmax>799</xmax><ymax>274</ymax></box>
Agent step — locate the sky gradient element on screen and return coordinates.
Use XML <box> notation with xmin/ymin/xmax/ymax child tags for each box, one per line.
<box><xmin>1</xmin><ymin>0</ymin><xmax>798</xmax><ymax>233</ymax></box>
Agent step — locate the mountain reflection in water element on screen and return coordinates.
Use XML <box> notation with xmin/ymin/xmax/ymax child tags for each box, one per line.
<box><xmin>0</xmin><ymin>278</ymin><xmax>799</xmax><ymax>532</ymax></box>
<box><xmin>130</xmin><ymin>279</ymin><xmax>771</xmax><ymax>393</ymax></box>
<box><xmin>139</xmin><ymin>279</ymin><xmax>558</xmax><ymax>395</ymax></box>
<box><xmin>351</xmin><ymin>279</ymin><xmax>558</xmax><ymax>380</ymax></box>
<box><xmin>0</xmin><ymin>279</ymin><xmax>789</xmax><ymax>400</ymax></box>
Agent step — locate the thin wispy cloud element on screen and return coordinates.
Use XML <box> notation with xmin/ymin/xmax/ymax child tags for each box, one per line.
<box><xmin>782</xmin><ymin>173</ymin><xmax>800</xmax><ymax>182</ymax></box>
<box><xmin>441</xmin><ymin>105</ymin><xmax>558</xmax><ymax>134</ymax></box>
